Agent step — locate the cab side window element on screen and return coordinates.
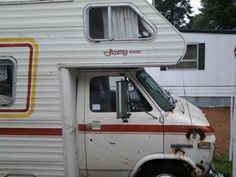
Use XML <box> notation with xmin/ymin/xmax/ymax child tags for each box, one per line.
<box><xmin>86</xmin><ymin>5</ymin><xmax>155</xmax><ymax>41</ymax></box>
<box><xmin>90</xmin><ymin>76</ymin><xmax>152</xmax><ymax>112</ymax></box>
<box><xmin>0</xmin><ymin>57</ymin><xmax>17</xmax><ymax>106</ymax></box>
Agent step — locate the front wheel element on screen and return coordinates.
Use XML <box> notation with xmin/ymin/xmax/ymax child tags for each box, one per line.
<box><xmin>137</xmin><ymin>163</ymin><xmax>192</xmax><ymax>177</ymax></box>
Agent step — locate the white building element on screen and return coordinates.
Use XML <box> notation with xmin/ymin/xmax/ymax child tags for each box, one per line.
<box><xmin>147</xmin><ymin>30</ymin><xmax>236</xmax><ymax>107</ymax></box>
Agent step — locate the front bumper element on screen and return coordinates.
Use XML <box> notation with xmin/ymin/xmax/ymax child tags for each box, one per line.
<box><xmin>206</xmin><ymin>163</ymin><xmax>225</xmax><ymax>177</ymax></box>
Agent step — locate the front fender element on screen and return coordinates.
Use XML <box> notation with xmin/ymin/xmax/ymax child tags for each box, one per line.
<box><xmin>129</xmin><ymin>153</ymin><xmax>198</xmax><ymax>177</ymax></box>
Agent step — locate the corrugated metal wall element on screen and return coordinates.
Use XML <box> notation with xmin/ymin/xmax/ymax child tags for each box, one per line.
<box><xmin>0</xmin><ymin>137</ymin><xmax>64</xmax><ymax>177</ymax></box>
<box><xmin>0</xmin><ymin>0</ymin><xmax>185</xmax><ymax>66</ymax></box>
<box><xmin>147</xmin><ymin>32</ymin><xmax>236</xmax><ymax>106</ymax></box>
<box><xmin>0</xmin><ymin>0</ymin><xmax>186</xmax><ymax>175</ymax></box>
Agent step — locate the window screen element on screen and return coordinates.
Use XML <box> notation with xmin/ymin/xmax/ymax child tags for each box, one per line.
<box><xmin>86</xmin><ymin>5</ymin><xmax>154</xmax><ymax>41</ymax></box>
<box><xmin>0</xmin><ymin>57</ymin><xmax>17</xmax><ymax>106</ymax></box>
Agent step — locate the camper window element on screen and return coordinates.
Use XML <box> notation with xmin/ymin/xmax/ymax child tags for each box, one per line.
<box><xmin>90</xmin><ymin>76</ymin><xmax>152</xmax><ymax>112</ymax></box>
<box><xmin>88</xmin><ymin>7</ymin><xmax>109</xmax><ymax>39</ymax></box>
<box><xmin>86</xmin><ymin>5</ymin><xmax>155</xmax><ymax>41</ymax></box>
<box><xmin>0</xmin><ymin>57</ymin><xmax>17</xmax><ymax>106</ymax></box>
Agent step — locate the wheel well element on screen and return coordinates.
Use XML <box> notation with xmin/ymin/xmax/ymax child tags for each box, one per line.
<box><xmin>135</xmin><ymin>159</ymin><xmax>194</xmax><ymax>177</ymax></box>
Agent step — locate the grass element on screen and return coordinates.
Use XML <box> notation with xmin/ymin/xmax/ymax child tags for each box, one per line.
<box><xmin>213</xmin><ymin>154</ymin><xmax>232</xmax><ymax>177</ymax></box>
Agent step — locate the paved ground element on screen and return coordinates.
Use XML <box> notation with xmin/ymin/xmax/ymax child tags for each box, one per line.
<box><xmin>200</xmin><ymin>107</ymin><xmax>231</xmax><ymax>155</ymax></box>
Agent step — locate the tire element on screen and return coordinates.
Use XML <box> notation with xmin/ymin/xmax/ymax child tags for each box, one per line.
<box><xmin>137</xmin><ymin>162</ymin><xmax>192</xmax><ymax>177</ymax></box>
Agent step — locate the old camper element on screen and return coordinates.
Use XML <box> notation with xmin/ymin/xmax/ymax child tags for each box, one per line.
<box><xmin>0</xmin><ymin>0</ymin><xmax>216</xmax><ymax>177</ymax></box>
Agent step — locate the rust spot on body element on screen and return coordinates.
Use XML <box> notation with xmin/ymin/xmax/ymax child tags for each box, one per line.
<box><xmin>196</xmin><ymin>164</ymin><xmax>205</xmax><ymax>173</ymax></box>
<box><xmin>172</xmin><ymin>148</ymin><xmax>186</xmax><ymax>156</ymax></box>
<box><xmin>120</xmin><ymin>156</ymin><xmax>131</xmax><ymax>167</ymax></box>
<box><xmin>109</xmin><ymin>142</ymin><xmax>116</xmax><ymax>145</ymax></box>
<box><xmin>186</xmin><ymin>128</ymin><xmax>206</xmax><ymax>141</ymax></box>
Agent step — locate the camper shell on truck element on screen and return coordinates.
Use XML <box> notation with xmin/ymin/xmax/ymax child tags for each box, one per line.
<box><xmin>0</xmin><ymin>0</ymin><xmax>216</xmax><ymax>177</ymax></box>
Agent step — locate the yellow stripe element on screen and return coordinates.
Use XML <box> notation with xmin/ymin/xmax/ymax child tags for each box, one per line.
<box><xmin>0</xmin><ymin>37</ymin><xmax>39</xmax><ymax>118</ymax></box>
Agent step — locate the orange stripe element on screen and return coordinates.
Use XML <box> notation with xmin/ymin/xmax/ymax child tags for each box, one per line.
<box><xmin>0</xmin><ymin>43</ymin><xmax>33</xmax><ymax>113</ymax></box>
<box><xmin>0</xmin><ymin>37</ymin><xmax>39</xmax><ymax>118</ymax></box>
<box><xmin>78</xmin><ymin>124</ymin><xmax>214</xmax><ymax>133</ymax></box>
<box><xmin>0</xmin><ymin>128</ymin><xmax>62</xmax><ymax>136</ymax></box>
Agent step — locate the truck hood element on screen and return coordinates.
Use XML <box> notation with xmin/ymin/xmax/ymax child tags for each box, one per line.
<box><xmin>172</xmin><ymin>95</ymin><xmax>210</xmax><ymax>126</ymax></box>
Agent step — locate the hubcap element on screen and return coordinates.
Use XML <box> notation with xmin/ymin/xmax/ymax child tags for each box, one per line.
<box><xmin>156</xmin><ymin>174</ymin><xmax>175</xmax><ymax>177</ymax></box>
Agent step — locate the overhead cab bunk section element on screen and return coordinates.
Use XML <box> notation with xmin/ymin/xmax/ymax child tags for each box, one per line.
<box><xmin>80</xmin><ymin>1</ymin><xmax>186</xmax><ymax>68</ymax></box>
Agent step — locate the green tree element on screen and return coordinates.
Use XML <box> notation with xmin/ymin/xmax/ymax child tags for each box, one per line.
<box><xmin>188</xmin><ymin>0</ymin><xmax>236</xmax><ymax>30</ymax></box>
<box><xmin>155</xmin><ymin>0</ymin><xmax>192</xmax><ymax>28</ymax></box>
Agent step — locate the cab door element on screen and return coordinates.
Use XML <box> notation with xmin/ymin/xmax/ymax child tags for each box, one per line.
<box><xmin>78</xmin><ymin>70</ymin><xmax>164</xmax><ymax>177</ymax></box>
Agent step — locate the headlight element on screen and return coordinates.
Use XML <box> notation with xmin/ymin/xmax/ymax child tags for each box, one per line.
<box><xmin>198</xmin><ymin>142</ymin><xmax>211</xmax><ymax>149</ymax></box>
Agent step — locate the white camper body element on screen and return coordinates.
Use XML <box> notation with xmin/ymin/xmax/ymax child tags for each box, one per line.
<box><xmin>0</xmin><ymin>0</ymin><xmax>215</xmax><ymax>177</ymax></box>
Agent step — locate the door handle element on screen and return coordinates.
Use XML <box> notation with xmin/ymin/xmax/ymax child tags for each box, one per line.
<box><xmin>87</xmin><ymin>120</ymin><xmax>102</xmax><ymax>130</ymax></box>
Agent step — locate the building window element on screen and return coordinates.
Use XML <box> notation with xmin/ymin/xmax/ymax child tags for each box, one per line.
<box><xmin>0</xmin><ymin>57</ymin><xmax>17</xmax><ymax>106</ymax></box>
<box><xmin>90</xmin><ymin>76</ymin><xmax>152</xmax><ymax>112</ymax></box>
<box><xmin>161</xmin><ymin>43</ymin><xmax>205</xmax><ymax>70</ymax></box>
<box><xmin>85</xmin><ymin>4</ymin><xmax>155</xmax><ymax>41</ymax></box>
<box><xmin>169</xmin><ymin>44</ymin><xmax>198</xmax><ymax>69</ymax></box>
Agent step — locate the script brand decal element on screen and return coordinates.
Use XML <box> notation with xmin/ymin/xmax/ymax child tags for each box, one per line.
<box><xmin>104</xmin><ymin>49</ymin><xmax>141</xmax><ymax>57</ymax></box>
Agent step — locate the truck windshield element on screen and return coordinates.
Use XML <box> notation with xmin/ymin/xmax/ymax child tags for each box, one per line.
<box><xmin>136</xmin><ymin>69</ymin><xmax>175</xmax><ymax>111</ymax></box>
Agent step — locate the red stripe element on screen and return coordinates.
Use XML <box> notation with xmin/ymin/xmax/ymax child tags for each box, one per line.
<box><xmin>0</xmin><ymin>128</ymin><xmax>62</xmax><ymax>136</ymax></box>
<box><xmin>0</xmin><ymin>125</ymin><xmax>213</xmax><ymax>136</ymax></box>
<box><xmin>78</xmin><ymin>124</ymin><xmax>214</xmax><ymax>133</ymax></box>
<box><xmin>79</xmin><ymin>124</ymin><xmax>164</xmax><ymax>132</ymax></box>
<box><xmin>0</xmin><ymin>43</ymin><xmax>33</xmax><ymax>112</ymax></box>
<box><xmin>164</xmin><ymin>125</ymin><xmax>214</xmax><ymax>133</ymax></box>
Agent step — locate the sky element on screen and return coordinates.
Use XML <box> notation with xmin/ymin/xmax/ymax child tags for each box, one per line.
<box><xmin>190</xmin><ymin>0</ymin><xmax>201</xmax><ymax>15</ymax></box>
<box><xmin>148</xmin><ymin>0</ymin><xmax>202</xmax><ymax>15</ymax></box>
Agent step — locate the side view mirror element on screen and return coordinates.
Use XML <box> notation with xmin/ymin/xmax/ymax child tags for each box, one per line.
<box><xmin>116</xmin><ymin>80</ymin><xmax>131</xmax><ymax>122</ymax></box>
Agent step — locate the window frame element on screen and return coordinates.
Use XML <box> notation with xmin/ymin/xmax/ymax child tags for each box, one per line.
<box><xmin>168</xmin><ymin>43</ymin><xmax>199</xmax><ymax>70</ymax></box>
<box><xmin>0</xmin><ymin>56</ymin><xmax>17</xmax><ymax>107</ymax></box>
<box><xmin>89</xmin><ymin>75</ymin><xmax>153</xmax><ymax>113</ymax></box>
<box><xmin>84</xmin><ymin>3</ymin><xmax>157</xmax><ymax>42</ymax></box>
